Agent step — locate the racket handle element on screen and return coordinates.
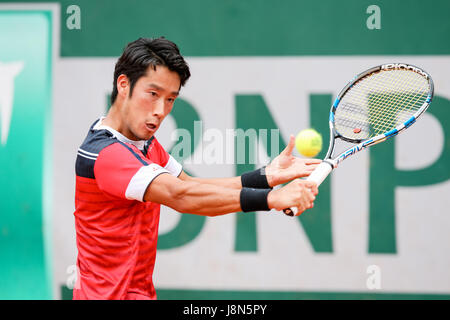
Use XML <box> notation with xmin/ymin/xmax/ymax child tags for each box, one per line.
<box><xmin>283</xmin><ymin>207</ymin><xmax>298</xmax><ymax>217</ymax></box>
<box><xmin>306</xmin><ymin>161</ymin><xmax>333</xmax><ymax>187</ymax></box>
<box><xmin>282</xmin><ymin>161</ymin><xmax>333</xmax><ymax>217</ymax></box>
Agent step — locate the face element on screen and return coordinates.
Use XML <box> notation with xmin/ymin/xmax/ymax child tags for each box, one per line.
<box><xmin>117</xmin><ymin>65</ymin><xmax>181</xmax><ymax>141</ymax></box>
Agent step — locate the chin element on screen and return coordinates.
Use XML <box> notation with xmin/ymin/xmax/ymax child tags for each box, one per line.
<box><xmin>142</xmin><ymin>131</ymin><xmax>155</xmax><ymax>141</ymax></box>
<box><xmin>138</xmin><ymin>133</ymin><xmax>153</xmax><ymax>141</ymax></box>
<box><xmin>132</xmin><ymin>127</ymin><xmax>153</xmax><ymax>141</ymax></box>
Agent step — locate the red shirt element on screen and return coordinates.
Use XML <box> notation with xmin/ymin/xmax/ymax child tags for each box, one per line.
<box><xmin>73</xmin><ymin>119</ymin><xmax>182</xmax><ymax>300</ymax></box>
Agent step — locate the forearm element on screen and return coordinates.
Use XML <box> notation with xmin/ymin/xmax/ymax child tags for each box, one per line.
<box><xmin>178</xmin><ymin>169</ymin><xmax>270</xmax><ymax>190</ymax></box>
<box><xmin>145</xmin><ymin>172</ymin><xmax>317</xmax><ymax>217</ymax></box>
<box><xmin>145</xmin><ymin>173</ymin><xmax>243</xmax><ymax>216</ymax></box>
<box><xmin>183</xmin><ymin>175</ymin><xmax>242</xmax><ymax>190</ymax></box>
<box><xmin>175</xmin><ymin>180</ymin><xmax>242</xmax><ymax>216</ymax></box>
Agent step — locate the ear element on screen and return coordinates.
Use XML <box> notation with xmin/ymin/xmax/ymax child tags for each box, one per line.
<box><xmin>116</xmin><ymin>74</ymin><xmax>129</xmax><ymax>98</ymax></box>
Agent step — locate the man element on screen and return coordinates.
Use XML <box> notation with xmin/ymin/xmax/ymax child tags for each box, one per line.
<box><xmin>73</xmin><ymin>37</ymin><xmax>320</xmax><ymax>300</ymax></box>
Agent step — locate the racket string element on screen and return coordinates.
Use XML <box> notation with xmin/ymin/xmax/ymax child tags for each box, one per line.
<box><xmin>355</xmin><ymin>71</ymin><xmax>426</xmax><ymax>124</ymax></box>
<box><xmin>366</xmin><ymin>70</ymin><xmax>427</xmax><ymax>125</ymax></box>
<box><xmin>335</xmin><ymin>69</ymin><xmax>429</xmax><ymax>140</ymax></box>
<box><xmin>344</xmin><ymin>71</ymin><xmax>425</xmax><ymax>132</ymax></box>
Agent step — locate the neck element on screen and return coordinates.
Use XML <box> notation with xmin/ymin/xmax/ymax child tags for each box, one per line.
<box><xmin>102</xmin><ymin>103</ymin><xmax>141</xmax><ymax>141</ymax></box>
<box><xmin>102</xmin><ymin>103</ymin><xmax>122</xmax><ymax>131</ymax></box>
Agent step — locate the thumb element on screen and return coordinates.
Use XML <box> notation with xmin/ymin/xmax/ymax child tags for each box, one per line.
<box><xmin>282</xmin><ymin>134</ymin><xmax>295</xmax><ymax>156</ymax></box>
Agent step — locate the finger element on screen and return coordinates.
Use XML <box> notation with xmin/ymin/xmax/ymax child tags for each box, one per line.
<box><xmin>295</xmin><ymin>205</ymin><xmax>305</xmax><ymax>216</ymax></box>
<box><xmin>309</xmin><ymin>185</ymin><xmax>318</xmax><ymax>196</ymax></box>
<box><xmin>295</xmin><ymin>191</ymin><xmax>308</xmax><ymax>212</ymax></box>
<box><xmin>281</xmin><ymin>134</ymin><xmax>295</xmax><ymax>156</ymax></box>
<box><xmin>303</xmin><ymin>180</ymin><xmax>318</xmax><ymax>190</ymax></box>
<box><xmin>301</xmin><ymin>197</ymin><xmax>311</xmax><ymax>213</ymax></box>
<box><xmin>304</xmin><ymin>165</ymin><xmax>320</xmax><ymax>172</ymax></box>
<box><xmin>304</xmin><ymin>158</ymin><xmax>323</xmax><ymax>164</ymax></box>
<box><xmin>303</xmin><ymin>181</ymin><xmax>319</xmax><ymax>196</ymax></box>
<box><xmin>303</xmin><ymin>187</ymin><xmax>316</xmax><ymax>202</ymax></box>
<box><xmin>293</xmin><ymin>159</ymin><xmax>320</xmax><ymax>168</ymax></box>
<box><xmin>306</xmin><ymin>193</ymin><xmax>315</xmax><ymax>209</ymax></box>
<box><xmin>308</xmin><ymin>182</ymin><xmax>319</xmax><ymax>195</ymax></box>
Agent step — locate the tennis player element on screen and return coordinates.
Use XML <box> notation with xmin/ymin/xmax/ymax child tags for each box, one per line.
<box><xmin>73</xmin><ymin>37</ymin><xmax>320</xmax><ymax>300</ymax></box>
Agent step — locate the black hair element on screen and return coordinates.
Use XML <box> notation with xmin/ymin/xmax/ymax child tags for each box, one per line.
<box><xmin>110</xmin><ymin>37</ymin><xmax>190</xmax><ymax>105</ymax></box>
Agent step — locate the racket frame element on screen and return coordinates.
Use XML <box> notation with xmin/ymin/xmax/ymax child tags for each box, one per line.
<box><xmin>284</xmin><ymin>63</ymin><xmax>434</xmax><ymax>217</ymax></box>
<box><xmin>325</xmin><ymin>63</ymin><xmax>434</xmax><ymax>169</ymax></box>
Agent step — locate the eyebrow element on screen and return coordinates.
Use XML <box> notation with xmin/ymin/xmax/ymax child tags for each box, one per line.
<box><xmin>147</xmin><ymin>83</ymin><xmax>179</xmax><ymax>96</ymax></box>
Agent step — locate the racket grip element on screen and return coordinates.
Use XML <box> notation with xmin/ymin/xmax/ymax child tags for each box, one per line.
<box><xmin>282</xmin><ymin>161</ymin><xmax>333</xmax><ymax>216</ymax></box>
<box><xmin>306</xmin><ymin>161</ymin><xmax>333</xmax><ymax>187</ymax></box>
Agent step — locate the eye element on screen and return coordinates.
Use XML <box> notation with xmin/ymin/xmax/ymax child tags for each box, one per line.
<box><xmin>149</xmin><ymin>91</ymin><xmax>157</xmax><ymax>97</ymax></box>
<box><xmin>168</xmin><ymin>97</ymin><xmax>175</xmax><ymax>103</ymax></box>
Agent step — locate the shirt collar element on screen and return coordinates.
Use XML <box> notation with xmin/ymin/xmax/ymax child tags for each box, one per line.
<box><xmin>93</xmin><ymin>117</ymin><xmax>147</xmax><ymax>150</ymax></box>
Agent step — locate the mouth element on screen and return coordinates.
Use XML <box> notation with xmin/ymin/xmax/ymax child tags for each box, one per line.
<box><xmin>145</xmin><ymin>123</ymin><xmax>158</xmax><ymax>132</ymax></box>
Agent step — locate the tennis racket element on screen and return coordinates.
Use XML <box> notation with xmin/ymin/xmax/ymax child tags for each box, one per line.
<box><xmin>283</xmin><ymin>63</ymin><xmax>434</xmax><ymax>216</ymax></box>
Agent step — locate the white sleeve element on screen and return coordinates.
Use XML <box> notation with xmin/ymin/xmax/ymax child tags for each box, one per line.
<box><xmin>125</xmin><ymin>163</ymin><xmax>170</xmax><ymax>202</ymax></box>
<box><xmin>164</xmin><ymin>155</ymin><xmax>183</xmax><ymax>177</ymax></box>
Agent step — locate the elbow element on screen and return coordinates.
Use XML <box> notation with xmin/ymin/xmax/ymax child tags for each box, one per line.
<box><xmin>168</xmin><ymin>188</ymin><xmax>188</xmax><ymax>214</ymax></box>
<box><xmin>172</xmin><ymin>202</ymin><xmax>191</xmax><ymax>214</ymax></box>
<box><xmin>167</xmin><ymin>181</ymin><xmax>195</xmax><ymax>214</ymax></box>
<box><xmin>172</xmin><ymin>200</ymin><xmax>207</xmax><ymax>216</ymax></box>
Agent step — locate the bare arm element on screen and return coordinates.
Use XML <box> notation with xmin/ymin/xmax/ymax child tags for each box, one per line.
<box><xmin>144</xmin><ymin>134</ymin><xmax>322</xmax><ymax>216</ymax></box>
<box><xmin>145</xmin><ymin>173</ymin><xmax>242</xmax><ymax>216</ymax></box>
<box><xmin>144</xmin><ymin>172</ymin><xmax>318</xmax><ymax>217</ymax></box>
<box><xmin>178</xmin><ymin>171</ymin><xmax>242</xmax><ymax>189</ymax></box>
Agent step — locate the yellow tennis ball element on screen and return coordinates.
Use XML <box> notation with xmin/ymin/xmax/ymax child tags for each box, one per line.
<box><xmin>295</xmin><ymin>129</ymin><xmax>322</xmax><ymax>157</ymax></box>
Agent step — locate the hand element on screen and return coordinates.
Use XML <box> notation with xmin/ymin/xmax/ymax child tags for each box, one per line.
<box><xmin>265</xmin><ymin>135</ymin><xmax>322</xmax><ymax>187</ymax></box>
<box><xmin>267</xmin><ymin>179</ymin><xmax>318</xmax><ymax>216</ymax></box>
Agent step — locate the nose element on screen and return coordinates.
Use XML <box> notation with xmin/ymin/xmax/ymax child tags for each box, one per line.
<box><xmin>152</xmin><ymin>98</ymin><xmax>165</xmax><ymax>118</ymax></box>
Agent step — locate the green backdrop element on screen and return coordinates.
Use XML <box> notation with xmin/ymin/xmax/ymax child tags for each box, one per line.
<box><xmin>1</xmin><ymin>0</ymin><xmax>450</xmax><ymax>300</ymax></box>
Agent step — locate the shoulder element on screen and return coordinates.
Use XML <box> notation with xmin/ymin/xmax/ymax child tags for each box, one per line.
<box><xmin>76</xmin><ymin>121</ymin><xmax>119</xmax><ymax>179</ymax></box>
<box><xmin>79</xmin><ymin>121</ymin><xmax>117</xmax><ymax>155</ymax></box>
